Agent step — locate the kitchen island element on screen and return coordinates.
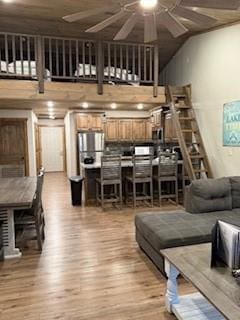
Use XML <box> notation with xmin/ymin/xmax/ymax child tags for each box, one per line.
<box><xmin>80</xmin><ymin>158</ymin><xmax>182</xmax><ymax>206</ymax></box>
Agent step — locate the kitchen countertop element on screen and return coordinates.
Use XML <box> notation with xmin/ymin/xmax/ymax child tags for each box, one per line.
<box><xmin>80</xmin><ymin>159</ymin><xmax>183</xmax><ymax>169</ymax></box>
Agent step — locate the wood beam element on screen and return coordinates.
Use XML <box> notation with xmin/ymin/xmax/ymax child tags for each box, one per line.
<box><xmin>0</xmin><ymin>80</ymin><xmax>166</xmax><ymax>104</ymax></box>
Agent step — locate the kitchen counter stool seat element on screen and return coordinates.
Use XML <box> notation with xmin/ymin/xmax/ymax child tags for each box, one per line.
<box><xmin>153</xmin><ymin>152</ymin><xmax>178</xmax><ymax>206</ymax></box>
<box><xmin>96</xmin><ymin>155</ymin><xmax>123</xmax><ymax>210</ymax></box>
<box><xmin>125</xmin><ymin>155</ymin><xmax>153</xmax><ymax>208</ymax></box>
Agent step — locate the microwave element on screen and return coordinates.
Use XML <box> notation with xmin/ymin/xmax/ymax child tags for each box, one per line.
<box><xmin>152</xmin><ymin>128</ymin><xmax>164</xmax><ymax>142</ymax></box>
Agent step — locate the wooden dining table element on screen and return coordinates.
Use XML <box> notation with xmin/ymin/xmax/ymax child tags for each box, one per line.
<box><xmin>0</xmin><ymin>177</ymin><xmax>37</xmax><ymax>259</ymax></box>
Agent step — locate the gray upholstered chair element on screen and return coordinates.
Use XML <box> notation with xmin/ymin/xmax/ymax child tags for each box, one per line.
<box><xmin>153</xmin><ymin>152</ymin><xmax>178</xmax><ymax>206</ymax></box>
<box><xmin>96</xmin><ymin>155</ymin><xmax>122</xmax><ymax>209</ymax></box>
<box><xmin>125</xmin><ymin>154</ymin><xmax>153</xmax><ymax>208</ymax></box>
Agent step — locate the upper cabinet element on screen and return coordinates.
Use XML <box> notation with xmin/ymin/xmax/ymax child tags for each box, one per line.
<box><xmin>152</xmin><ymin>110</ymin><xmax>162</xmax><ymax>128</ymax></box>
<box><xmin>119</xmin><ymin>120</ymin><xmax>133</xmax><ymax>141</ymax></box>
<box><xmin>76</xmin><ymin>113</ymin><xmax>103</xmax><ymax>131</ymax></box>
<box><xmin>132</xmin><ymin>120</ymin><xmax>146</xmax><ymax>141</ymax></box>
<box><xmin>105</xmin><ymin>119</ymin><xmax>119</xmax><ymax>141</ymax></box>
<box><xmin>164</xmin><ymin>117</ymin><xmax>178</xmax><ymax>142</ymax></box>
<box><xmin>105</xmin><ymin>118</ymin><xmax>152</xmax><ymax>142</ymax></box>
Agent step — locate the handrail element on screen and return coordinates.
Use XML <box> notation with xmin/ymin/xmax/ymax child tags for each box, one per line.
<box><xmin>0</xmin><ymin>31</ymin><xmax>160</xmax><ymax>95</ymax></box>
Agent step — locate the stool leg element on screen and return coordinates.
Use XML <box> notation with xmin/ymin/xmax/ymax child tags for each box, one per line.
<box><xmin>158</xmin><ymin>180</ymin><xmax>162</xmax><ymax>207</ymax></box>
<box><xmin>125</xmin><ymin>179</ymin><xmax>128</xmax><ymax>204</ymax></box>
<box><xmin>133</xmin><ymin>182</ymin><xmax>136</xmax><ymax>209</ymax></box>
<box><xmin>101</xmin><ymin>184</ymin><xmax>104</xmax><ymax>210</ymax></box>
<box><xmin>175</xmin><ymin>179</ymin><xmax>179</xmax><ymax>205</ymax></box>
<box><xmin>119</xmin><ymin>182</ymin><xmax>123</xmax><ymax>209</ymax></box>
<box><xmin>150</xmin><ymin>180</ymin><xmax>153</xmax><ymax>207</ymax></box>
<box><xmin>96</xmin><ymin>181</ymin><xmax>99</xmax><ymax>206</ymax></box>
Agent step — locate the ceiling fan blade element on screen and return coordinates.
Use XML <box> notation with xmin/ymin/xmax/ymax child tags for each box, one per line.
<box><xmin>172</xmin><ymin>5</ymin><xmax>217</xmax><ymax>27</ymax></box>
<box><xmin>144</xmin><ymin>14</ymin><xmax>158</xmax><ymax>43</ymax></box>
<box><xmin>158</xmin><ymin>11</ymin><xmax>188</xmax><ymax>38</ymax></box>
<box><xmin>180</xmin><ymin>0</ymin><xmax>240</xmax><ymax>10</ymax></box>
<box><xmin>86</xmin><ymin>10</ymin><xmax>127</xmax><ymax>33</ymax></box>
<box><xmin>63</xmin><ymin>7</ymin><xmax>110</xmax><ymax>23</ymax></box>
<box><xmin>114</xmin><ymin>13</ymin><xmax>139</xmax><ymax>41</ymax></box>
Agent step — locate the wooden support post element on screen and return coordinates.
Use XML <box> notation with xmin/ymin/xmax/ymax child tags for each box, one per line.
<box><xmin>153</xmin><ymin>45</ymin><xmax>159</xmax><ymax>98</ymax></box>
<box><xmin>97</xmin><ymin>41</ymin><xmax>103</xmax><ymax>95</ymax></box>
<box><xmin>36</xmin><ymin>36</ymin><xmax>44</xmax><ymax>94</ymax></box>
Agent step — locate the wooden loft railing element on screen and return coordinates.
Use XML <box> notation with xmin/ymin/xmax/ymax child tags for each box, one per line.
<box><xmin>0</xmin><ymin>32</ymin><xmax>160</xmax><ymax>96</ymax></box>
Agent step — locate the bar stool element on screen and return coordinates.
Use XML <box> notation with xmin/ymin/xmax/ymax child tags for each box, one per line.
<box><xmin>153</xmin><ymin>152</ymin><xmax>178</xmax><ymax>206</ymax></box>
<box><xmin>125</xmin><ymin>154</ymin><xmax>153</xmax><ymax>208</ymax></box>
<box><xmin>96</xmin><ymin>155</ymin><xmax>122</xmax><ymax>210</ymax></box>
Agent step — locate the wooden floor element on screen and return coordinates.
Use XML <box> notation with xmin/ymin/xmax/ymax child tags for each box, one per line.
<box><xmin>0</xmin><ymin>173</ymin><xmax>194</xmax><ymax>320</ymax></box>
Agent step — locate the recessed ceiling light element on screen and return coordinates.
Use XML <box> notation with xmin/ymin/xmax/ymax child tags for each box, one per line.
<box><xmin>137</xmin><ymin>103</ymin><xmax>144</xmax><ymax>110</ymax></box>
<box><xmin>82</xmin><ymin>102</ymin><xmax>89</xmax><ymax>109</ymax></box>
<box><xmin>2</xmin><ymin>0</ymin><xmax>13</xmax><ymax>3</ymax></box>
<box><xmin>140</xmin><ymin>0</ymin><xmax>158</xmax><ymax>10</ymax></box>
<box><xmin>111</xmin><ymin>103</ymin><xmax>117</xmax><ymax>109</ymax></box>
<box><xmin>47</xmin><ymin>101</ymin><xmax>54</xmax><ymax>108</ymax></box>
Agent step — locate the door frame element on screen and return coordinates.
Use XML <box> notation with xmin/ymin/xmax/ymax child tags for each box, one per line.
<box><xmin>39</xmin><ymin>124</ymin><xmax>67</xmax><ymax>172</ymax></box>
<box><xmin>0</xmin><ymin>118</ymin><xmax>29</xmax><ymax>176</ymax></box>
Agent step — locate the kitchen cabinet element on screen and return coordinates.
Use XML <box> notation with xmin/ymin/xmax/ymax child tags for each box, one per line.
<box><xmin>104</xmin><ymin>118</ymin><xmax>152</xmax><ymax>142</ymax></box>
<box><xmin>164</xmin><ymin>117</ymin><xmax>177</xmax><ymax>142</ymax></box>
<box><xmin>132</xmin><ymin>120</ymin><xmax>146</xmax><ymax>141</ymax></box>
<box><xmin>146</xmin><ymin>120</ymin><xmax>153</xmax><ymax>140</ymax></box>
<box><xmin>152</xmin><ymin>110</ymin><xmax>162</xmax><ymax>127</ymax></box>
<box><xmin>91</xmin><ymin>114</ymin><xmax>104</xmax><ymax>131</ymax></box>
<box><xmin>76</xmin><ymin>113</ymin><xmax>103</xmax><ymax>131</ymax></box>
<box><xmin>105</xmin><ymin>119</ymin><xmax>119</xmax><ymax>141</ymax></box>
<box><xmin>119</xmin><ymin>120</ymin><xmax>132</xmax><ymax>141</ymax></box>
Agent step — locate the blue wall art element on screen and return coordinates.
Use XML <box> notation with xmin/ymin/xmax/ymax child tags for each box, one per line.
<box><xmin>223</xmin><ymin>101</ymin><xmax>240</xmax><ymax>146</ymax></box>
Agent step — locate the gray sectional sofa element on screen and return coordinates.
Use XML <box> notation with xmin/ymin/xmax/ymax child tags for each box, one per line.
<box><xmin>135</xmin><ymin>177</ymin><xmax>240</xmax><ymax>275</ymax></box>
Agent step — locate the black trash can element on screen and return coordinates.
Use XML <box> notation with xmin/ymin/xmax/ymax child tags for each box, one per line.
<box><xmin>69</xmin><ymin>176</ymin><xmax>84</xmax><ymax>206</ymax></box>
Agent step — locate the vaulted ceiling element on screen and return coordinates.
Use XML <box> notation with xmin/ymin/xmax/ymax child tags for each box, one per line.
<box><xmin>1</xmin><ymin>0</ymin><xmax>240</xmax><ymax>69</ymax></box>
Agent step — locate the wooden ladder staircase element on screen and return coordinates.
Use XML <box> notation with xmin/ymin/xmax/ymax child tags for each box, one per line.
<box><xmin>166</xmin><ymin>85</ymin><xmax>213</xmax><ymax>181</ymax></box>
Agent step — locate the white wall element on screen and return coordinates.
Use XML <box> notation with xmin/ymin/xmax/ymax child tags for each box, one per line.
<box><xmin>160</xmin><ymin>24</ymin><xmax>240</xmax><ymax>177</ymax></box>
<box><xmin>0</xmin><ymin>109</ymin><xmax>37</xmax><ymax>176</ymax></box>
<box><xmin>38</xmin><ymin>119</ymin><xmax>64</xmax><ymax>126</ymax></box>
<box><xmin>64</xmin><ymin>112</ymin><xmax>77</xmax><ymax>178</ymax></box>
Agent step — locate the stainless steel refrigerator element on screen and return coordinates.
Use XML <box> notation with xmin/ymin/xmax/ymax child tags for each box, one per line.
<box><xmin>78</xmin><ymin>132</ymin><xmax>105</xmax><ymax>165</ymax></box>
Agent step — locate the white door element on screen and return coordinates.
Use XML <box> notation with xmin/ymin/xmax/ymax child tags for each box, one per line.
<box><xmin>41</xmin><ymin>127</ymin><xmax>64</xmax><ymax>172</ymax></box>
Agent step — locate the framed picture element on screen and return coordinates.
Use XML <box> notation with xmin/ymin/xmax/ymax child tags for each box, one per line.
<box><xmin>223</xmin><ymin>101</ymin><xmax>240</xmax><ymax>146</ymax></box>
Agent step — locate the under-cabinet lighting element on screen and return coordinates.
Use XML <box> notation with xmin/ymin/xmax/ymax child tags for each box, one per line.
<box><xmin>49</xmin><ymin>115</ymin><xmax>55</xmax><ymax>120</ymax></box>
<box><xmin>137</xmin><ymin>103</ymin><xmax>144</xmax><ymax>110</ymax></box>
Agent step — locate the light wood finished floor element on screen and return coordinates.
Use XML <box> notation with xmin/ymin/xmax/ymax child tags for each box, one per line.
<box><xmin>0</xmin><ymin>173</ymin><xmax>194</xmax><ymax>320</ymax></box>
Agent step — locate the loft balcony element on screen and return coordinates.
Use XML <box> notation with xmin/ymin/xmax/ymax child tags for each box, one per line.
<box><xmin>0</xmin><ymin>32</ymin><xmax>162</xmax><ymax>97</ymax></box>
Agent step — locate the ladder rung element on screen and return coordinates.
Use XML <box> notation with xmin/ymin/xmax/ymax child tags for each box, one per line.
<box><xmin>190</xmin><ymin>155</ymin><xmax>204</xmax><ymax>159</ymax></box>
<box><xmin>179</xmin><ymin>117</ymin><xmax>194</xmax><ymax>121</ymax></box>
<box><xmin>173</xmin><ymin>94</ymin><xmax>187</xmax><ymax>98</ymax></box>
<box><xmin>175</xmin><ymin>105</ymin><xmax>191</xmax><ymax>109</ymax></box>
<box><xmin>194</xmin><ymin>169</ymin><xmax>208</xmax><ymax>173</ymax></box>
<box><xmin>182</xmin><ymin>129</ymin><xmax>197</xmax><ymax>133</ymax></box>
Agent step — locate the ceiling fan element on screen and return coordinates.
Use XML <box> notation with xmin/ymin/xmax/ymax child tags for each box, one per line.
<box><xmin>63</xmin><ymin>0</ymin><xmax>240</xmax><ymax>43</ymax></box>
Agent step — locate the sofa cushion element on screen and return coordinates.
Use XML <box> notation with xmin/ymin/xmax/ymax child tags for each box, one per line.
<box><xmin>184</xmin><ymin>178</ymin><xmax>232</xmax><ymax>213</ymax></box>
<box><xmin>229</xmin><ymin>176</ymin><xmax>240</xmax><ymax>209</ymax></box>
<box><xmin>135</xmin><ymin>210</ymin><xmax>240</xmax><ymax>253</ymax></box>
<box><xmin>136</xmin><ymin>211</ymin><xmax>211</xmax><ymax>252</ymax></box>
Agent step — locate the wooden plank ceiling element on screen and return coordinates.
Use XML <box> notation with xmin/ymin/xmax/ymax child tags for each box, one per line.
<box><xmin>0</xmin><ymin>0</ymin><xmax>240</xmax><ymax>70</ymax></box>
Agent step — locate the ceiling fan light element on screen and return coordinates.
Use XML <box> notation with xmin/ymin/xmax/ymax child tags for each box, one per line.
<box><xmin>140</xmin><ymin>0</ymin><xmax>158</xmax><ymax>10</ymax></box>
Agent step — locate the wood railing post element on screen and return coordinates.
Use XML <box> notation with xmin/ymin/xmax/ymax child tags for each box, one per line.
<box><xmin>97</xmin><ymin>41</ymin><xmax>103</xmax><ymax>95</ymax></box>
<box><xmin>36</xmin><ymin>36</ymin><xmax>44</xmax><ymax>94</ymax></box>
<box><xmin>153</xmin><ymin>45</ymin><xmax>159</xmax><ymax>98</ymax></box>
